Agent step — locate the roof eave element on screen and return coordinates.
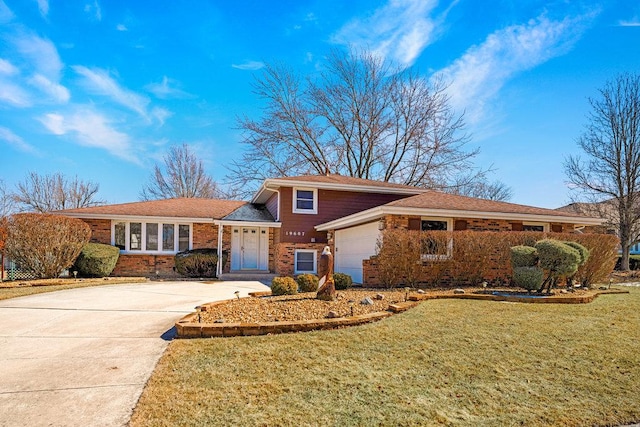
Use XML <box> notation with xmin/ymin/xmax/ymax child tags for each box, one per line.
<box><xmin>315</xmin><ymin>206</ymin><xmax>604</xmax><ymax>231</ymax></box>
<box><xmin>255</xmin><ymin>178</ymin><xmax>427</xmax><ymax>197</ymax></box>
<box><xmin>56</xmin><ymin>212</ymin><xmax>219</xmax><ymax>222</ymax></box>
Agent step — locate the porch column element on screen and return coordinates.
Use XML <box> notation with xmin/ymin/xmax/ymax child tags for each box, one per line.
<box><xmin>216</xmin><ymin>222</ymin><xmax>224</xmax><ymax>277</ymax></box>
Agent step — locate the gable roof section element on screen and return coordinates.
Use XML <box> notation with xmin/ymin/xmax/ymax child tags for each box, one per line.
<box><xmin>56</xmin><ymin>198</ymin><xmax>247</xmax><ymax>222</ymax></box>
<box><xmin>252</xmin><ymin>174</ymin><xmax>427</xmax><ymax>204</ymax></box>
<box><xmin>316</xmin><ymin>190</ymin><xmax>604</xmax><ymax>231</ymax></box>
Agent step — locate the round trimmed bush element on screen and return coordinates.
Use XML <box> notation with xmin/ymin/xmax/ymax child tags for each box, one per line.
<box><xmin>535</xmin><ymin>239</ymin><xmax>581</xmax><ymax>277</ymax></box>
<box><xmin>563</xmin><ymin>241</ymin><xmax>590</xmax><ymax>266</ymax></box>
<box><xmin>333</xmin><ymin>272</ymin><xmax>353</xmax><ymax>290</ymax></box>
<box><xmin>271</xmin><ymin>276</ymin><xmax>298</xmax><ymax>296</ymax></box>
<box><xmin>296</xmin><ymin>274</ymin><xmax>319</xmax><ymax>292</ymax></box>
<box><xmin>512</xmin><ymin>266</ymin><xmax>544</xmax><ymax>292</ymax></box>
<box><xmin>73</xmin><ymin>243</ymin><xmax>120</xmax><ymax>278</ymax></box>
<box><xmin>174</xmin><ymin>248</ymin><xmax>219</xmax><ymax>278</ymax></box>
<box><xmin>510</xmin><ymin>245</ymin><xmax>538</xmax><ymax>268</ymax></box>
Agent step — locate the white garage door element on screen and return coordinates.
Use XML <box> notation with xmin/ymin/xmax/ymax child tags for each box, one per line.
<box><xmin>335</xmin><ymin>221</ymin><xmax>380</xmax><ymax>284</ymax></box>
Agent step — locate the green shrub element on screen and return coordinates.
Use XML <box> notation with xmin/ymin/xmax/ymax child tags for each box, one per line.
<box><xmin>175</xmin><ymin>248</ymin><xmax>219</xmax><ymax>278</ymax></box>
<box><xmin>535</xmin><ymin>239</ymin><xmax>581</xmax><ymax>277</ymax></box>
<box><xmin>512</xmin><ymin>266</ymin><xmax>544</xmax><ymax>292</ymax></box>
<box><xmin>73</xmin><ymin>243</ymin><xmax>119</xmax><ymax>277</ymax></box>
<box><xmin>334</xmin><ymin>272</ymin><xmax>353</xmax><ymax>290</ymax></box>
<box><xmin>296</xmin><ymin>274</ymin><xmax>319</xmax><ymax>292</ymax></box>
<box><xmin>271</xmin><ymin>276</ymin><xmax>298</xmax><ymax>296</ymax></box>
<box><xmin>616</xmin><ymin>255</ymin><xmax>640</xmax><ymax>270</ymax></box>
<box><xmin>510</xmin><ymin>245</ymin><xmax>538</xmax><ymax>267</ymax></box>
<box><xmin>563</xmin><ymin>241</ymin><xmax>590</xmax><ymax>266</ymax></box>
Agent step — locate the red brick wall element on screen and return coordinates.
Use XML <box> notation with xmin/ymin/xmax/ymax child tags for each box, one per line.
<box><xmin>112</xmin><ymin>254</ymin><xmax>178</xmax><ymax>277</ymax></box>
<box><xmin>81</xmin><ymin>219</ymin><xmax>111</xmax><ymax>244</ymax></box>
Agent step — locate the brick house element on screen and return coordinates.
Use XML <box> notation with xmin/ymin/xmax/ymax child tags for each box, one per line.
<box><xmin>57</xmin><ymin>174</ymin><xmax>603</xmax><ymax>284</ymax></box>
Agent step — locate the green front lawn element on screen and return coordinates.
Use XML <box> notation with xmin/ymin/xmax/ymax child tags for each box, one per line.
<box><xmin>131</xmin><ymin>287</ymin><xmax>640</xmax><ymax>427</ymax></box>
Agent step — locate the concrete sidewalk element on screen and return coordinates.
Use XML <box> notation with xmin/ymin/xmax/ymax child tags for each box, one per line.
<box><xmin>0</xmin><ymin>281</ymin><xmax>269</xmax><ymax>427</ymax></box>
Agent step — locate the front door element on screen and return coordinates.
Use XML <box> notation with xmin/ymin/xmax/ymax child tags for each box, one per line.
<box><xmin>241</xmin><ymin>227</ymin><xmax>259</xmax><ymax>269</ymax></box>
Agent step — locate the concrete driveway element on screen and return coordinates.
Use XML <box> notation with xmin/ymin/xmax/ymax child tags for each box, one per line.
<box><xmin>0</xmin><ymin>280</ymin><xmax>270</xmax><ymax>427</ymax></box>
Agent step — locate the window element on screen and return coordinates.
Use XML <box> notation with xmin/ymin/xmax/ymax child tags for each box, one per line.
<box><xmin>179</xmin><ymin>225</ymin><xmax>190</xmax><ymax>251</ymax></box>
<box><xmin>523</xmin><ymin>222</ymin><xmax>548</xmax><ymax>232</ymax></box>
<box><xmin>162</xmin><ymin>224</ymin><xmax>175</xmax><ymax>251</ymax></box>
<box><xmin>114</xmin><ymin>222</ymin><xmax>126</xmax><ymax>250</ymax></box>
<box><xmin>146</xmin><ymin>223</ymin><xmax>158</xmax><ymax>251</ymax></box>
<box><xmin>112</xmin><ymin>221</ymin><xmax>191</xmax><ymax>253</ymax></box>
<box><xmin>420</xmin><ymin>218</ymin><xmax>452</xmax><ymax>260</ymax></box>
<box><xmin>130</xmin><ymin>223</ymin><xmax>142</xmax><ymax>251</ymax></box>
<box><xmin>295</xmin><ymin>250</ymin><xmax>317</xmax><ymax>274</ymax></box>
<box><xmin>293</xmin><ymin>188</ymin><xmax>317</xmax><ymax>214</ymax></box>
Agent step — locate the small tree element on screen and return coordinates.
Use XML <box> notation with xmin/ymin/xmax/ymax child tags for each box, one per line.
<box><xmin>14</xmin><ymin>172</ymin><xmax>103</xmax><ymax>212</ymax></box>
<box><xmin>4</xmin><ymin>214</ymin><xmax>91</xmax><ymax>278</ymax></box>
<box><xmin>141</xmin><ymin>144</ymin><xmax>220</xmax><ymax>200</ymax></box>
<box><xmin>510</xmin><ymin>245</ymin><xmax>543</xmax><ymax>292</ymax></box>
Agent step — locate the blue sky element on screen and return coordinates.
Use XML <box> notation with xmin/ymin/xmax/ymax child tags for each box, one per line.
<box><xmin>1</xmin><ymin>0</ymin><xmax>639</xmax><ymax>209</ymax></box>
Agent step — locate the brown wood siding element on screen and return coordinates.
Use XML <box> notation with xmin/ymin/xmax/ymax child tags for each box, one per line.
<box><xmin>278</xmin><ymin>187</ymin><xmax>412</xmax><ymax>243</ymax></box>
<box><xmin>266</xmin><ymin>192</ymin><xmax>279</xmax><ymax>221</ymax></box>
<box><xmin>511</xmin><ymin>222</ymin><xmax>524</xmax><ymax>231</ymax></box>
<box><xmin>408</xmin><ymin>218</ymin><xmax>421</xmax><ymax>230</ymax></box>
<box><xmin>454</xmin><ymin>220</ymin><xmax>468</xmax><ymax>231</ymax></box>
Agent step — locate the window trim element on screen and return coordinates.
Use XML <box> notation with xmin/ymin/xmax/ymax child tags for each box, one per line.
<box><xmin>111</xmin><ymin>221</ymin><xmax>192</xmax><ymax>254</ymax></box>
<box><xmin>292</xmin><ymin>187</ymin><xmax>318</xmax><ymax>214</ymax></box>
<box><xmin>294</xmin><ymin>249</ymin><xmax>317</xmax><ymax>274</ymax></box>
<box><xmin>420</xmin><ymin>217</ymin><xmax>453</xmax><ymax>261</ymax></box>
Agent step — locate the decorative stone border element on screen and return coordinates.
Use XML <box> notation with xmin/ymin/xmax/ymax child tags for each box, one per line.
<box><xmin>175</xmin><ymin>298</ymin><xmax>418</xmax><ymax>338</ymax></box>
<box><xmin>409</xmin><ymin>288</ymin><xmax>629</xmax><ymax>304</ymax></box>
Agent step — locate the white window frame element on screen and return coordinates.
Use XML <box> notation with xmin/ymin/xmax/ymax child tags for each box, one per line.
<box><xmin>523</xmin><ymin>222</ymin><xmax>549</xmax><ymax>232</ymax></box>
<box><xmin>294</xmin><ymin>249</ymin><xmax>317</xmax><ymax>274</ymax></box>
<box><xmin>292</xmin><ymin>187</ymin><xmax>318</xmax><ymax>214</ymax></box>
<box><xmin>420</xmin><ymin>217</ymin><xmax>453</xmax><ymax>261</ymax></box>
<box><xmin>111</xmin><ymin>221</ymin><xmax>192</xmax><ymax>254</ymax></box>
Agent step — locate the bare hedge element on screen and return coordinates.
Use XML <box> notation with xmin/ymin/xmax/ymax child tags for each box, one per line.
<box><xmin>4</xmin><ymin>213</ymin><xmax>91</xmax><ymax>279</ymax></box>
<box><xmin>374</xmin><ymin>229</ymin><xmax>618</xmax><ymax>288</ymax></box>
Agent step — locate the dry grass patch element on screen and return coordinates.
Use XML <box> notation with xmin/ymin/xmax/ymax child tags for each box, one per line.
<box><xmin>0</xmin><ymin>277</ymin><xmax>148</xmax><ymax>300</ymax></box>
<box><xmin>131</xmin><ymin>287</ymin><xmax>640</xmax><ymax>427</ymax></box>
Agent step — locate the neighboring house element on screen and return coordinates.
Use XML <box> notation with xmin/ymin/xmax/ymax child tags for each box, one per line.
<box><xmin>57</xmin><ymin>174</ymin><xmax>603</xmax><ymax>285</ymax></box>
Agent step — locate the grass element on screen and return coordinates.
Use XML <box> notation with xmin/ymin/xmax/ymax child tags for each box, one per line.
<box><xmin>130</xmin><ymin>287</ymin><xmax>640</xmax><ymax>427</ymax></box>
<box><xmin>0</xmin><ymin>277</ymin><xmax>147</xmax><ymax>301</ymax></box>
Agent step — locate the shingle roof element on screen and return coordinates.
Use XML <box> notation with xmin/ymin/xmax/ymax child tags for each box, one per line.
<box><xmin>386</xmin><ymin>191</ymin><xmax>594</xmax><ymax>219</ymax></box>
<box><xmin>274</xmin><ymin>174</ymin><xmax>423</xmax><ymax>191</ymax></box>
<box><xmin>55</xmin><ymin>198</ymin><xmax>246</xmax><ymax>220</ymax></box>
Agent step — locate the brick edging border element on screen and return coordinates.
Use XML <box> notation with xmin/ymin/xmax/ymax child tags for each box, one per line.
<box><xmin>408</xmin><ymin>288</ymin><xmax>629</xmax><ymax>304</ymax></box>
<box><xmin>175</xmin><ymin>298</ymin><xmax>418</xmax><ymax>338</ymax></box>
<box><xmin>175</xmin><ymin>288</ymin><xmax>630</xmax><ymax>338</ymax></box>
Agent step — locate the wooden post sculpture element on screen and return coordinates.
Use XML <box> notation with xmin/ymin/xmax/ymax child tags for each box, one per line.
<box><xmin>316</xmin><ymin>246</ymin><xmax>336</xmax><ymax>301</ymax></box>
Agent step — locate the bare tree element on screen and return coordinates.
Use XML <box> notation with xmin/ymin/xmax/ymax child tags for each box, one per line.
<box><xmin>228</xmin><ymin>48</ymin><xmax>489</xmax><ymax>197</ymax></box>
<box><xmin>14</xmin><ymin>172</ymin><xmax>103</xmax><ymax>213</ymax></box>
<box><xmin>451</xmin><ymin>177</ymin><xmax>514</xmax><ymax>201</ymax></box>
<box><xmin>564</xmin><ymin>73</ymin><xmax>640</xmax><ymax>271</ymax></box>
<box><xmin>0</xmin><ymin>179</ymin><xmax>16</xmax><ymax>218</ymax></box>
<box><xmin>141</xmin><ymin>144</ymin><xmax>220</xmax><ymax>200</ymax></box>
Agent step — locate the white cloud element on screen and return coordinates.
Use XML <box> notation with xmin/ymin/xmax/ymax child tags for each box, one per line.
<box><xmin>84</xmin><ymin>0</ymin><xmax>101</xmax><ymax>21</ymax></box>
<box><xmin>116</xmin><ymin>23</ymin><xmax>127</xmax><ymax>31</ymax></box>
<box><xmin>231</xmin><ymin>60</ymin><xmax>265</xmax><ymax>71</ymax></box>
<box><xmin>151</xmin><ymin>107</ymin><xmax>172</xmax><ymax>126</ymax></box>
<box><xmin>0</xmin><ymin>0</ymin><xmax>14</xmax><ymax>24</ymax></box>
<box><xmin>145</xmin><ymin>76</ymin><xmax>194</xmax><ymax>99</ymax></box>
<box><xmin>437</xmin><ymin>12</ymin><xmax>596</xmax><ymax>124</ymax></box>
<box><xmin>0</xmin><ymin>81</ymin><xmax>31</xmax><ymax>107</ymax></box>
<box><xmin>29</xmin><ymin>74</ymin><xmax>70</xmax><ymax>103</ymax></box>
<box><xmin>36</xmin><ymin>0</ymin><xmax>49</xmax><ymax>17</ymax></box>
<box><xmin>0</xmin><ymin>126</ymin><xmax>37</xmax><ymax>153</ymax></box>
<box><xmin>331</xmin><ymin>0</ymin><xmax>448</xmax><ymax>69</ymax></box>
<box><xmin>73</xmin><ymin>65</ymin><xmax>150</xmax><ymax>118</ymax></box>
<box><xmin>40</xmin><ymin>109</ymin><xmax>138</xmax><ymax>162</ymax></box>
<box><xmin>13</xmin><ymin>33</ymin><xmax>64</xmax><ymax>80</ymax></box>
<box><xmin>618</xmin><ymin>19</ymin><xmax>640</xmax><ymax>27</ymax></box>
<box><xmin>0</xmin><ymin>58</ymin><xmax>18</xmax><ymax>75</ymax></box>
